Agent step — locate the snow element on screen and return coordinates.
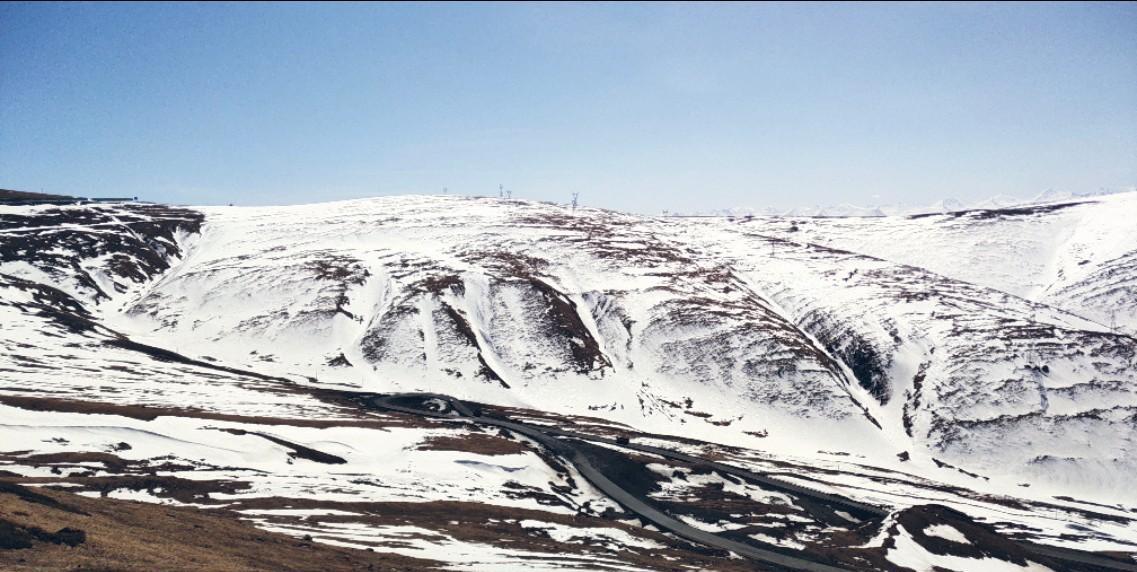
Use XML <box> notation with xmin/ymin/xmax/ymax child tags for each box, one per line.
<box><xmin>0</xmin><ymin>404</ymin><xmax>616</xmax><ymax>515</ymax></box>
<box><xmin>923</xmin><ymin>524</ymin><xmax>971</xmax><ymax>545</ymax></box>
<box><xmin>239</xmin><ymin>508</ymin><xmax>363</xmax><ymax>517</ymax></box>
<box><xmin>250</xmin><ymin>520</ymin><xmax>648</xmax><ymax>571</ymax></box>
<box><xmin>885</xmin><ymin>524</ymin><xmax>1052</xmax><ymax>572</ymax></box>
<box><xmin>675</xmin><ymin>196</ymin><xmax>1137</xmax><ymax>502</ymax></box>
<box><xmin>517</xmin><ymin>520</ymin><xmax>664</xmax><ymax>550</ymax></box>
<box><xmin>742</xmin><ymin>191</ymin><xmax>1137</xmax><ymax>333</ymax></box>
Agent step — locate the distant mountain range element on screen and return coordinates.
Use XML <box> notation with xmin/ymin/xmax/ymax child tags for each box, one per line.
<box><xmin>690</xmin><ymin>187</ymin><xmax>1136</xmax><ymax>217</ymax></box>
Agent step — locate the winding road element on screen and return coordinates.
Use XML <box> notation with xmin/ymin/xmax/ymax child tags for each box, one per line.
<box><xmin>365</xmin><ymin>392</ymin><xmax>1137</xmax><ymax>572</ymax></box>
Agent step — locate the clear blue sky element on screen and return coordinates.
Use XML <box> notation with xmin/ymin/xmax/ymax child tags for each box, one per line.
<box><xmin>2</xmin><ymin>2</ymin><xmax>1134</xmax><ymax>212</ymax></box>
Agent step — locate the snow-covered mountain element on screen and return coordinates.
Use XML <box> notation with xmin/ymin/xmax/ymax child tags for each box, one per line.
<box><xmin>2</xmin><ymin>193</ymin><xmax>1136</xmax><ymax>570</ymax></box>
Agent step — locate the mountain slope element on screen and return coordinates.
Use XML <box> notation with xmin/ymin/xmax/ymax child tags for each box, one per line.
<box><xmin>751</xmin><ymin>192</ymin><xmax>1137</xmax><ymax>333</ymax></box>
<box><xmin>109</xmin><ymin>198</ymin><xmax>891</xmax><ymax>454</ymax></box>
<box><xmin>678</xmin><ymin>215</ymin><xmax>1136</xmax><ymax>502</ymax></box>
<box><xmin>2</xmin><ymin>196</ymin><xmax>1136</xmax><ymax>569</ymax></box>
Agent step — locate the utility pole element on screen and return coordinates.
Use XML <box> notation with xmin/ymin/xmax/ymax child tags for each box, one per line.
<box><xmin>499</xmin><ymin>184</ymin><xmax>504</xmax><ymax>198</ymax></box>
<box><xmin>506</xmin><ymin>189</ymin><xmax>512</xmax><ymax>199</ymax></box>
<box><xmin>571</xmin><ymin>192</ymin><xmax>579</xmax><ymax>214</ymax></box>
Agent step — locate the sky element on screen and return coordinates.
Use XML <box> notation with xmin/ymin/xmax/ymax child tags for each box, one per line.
<box><xmin>1</xmin><ymin>2</ymin><xmax>1134</xmax><ymax>213</ymax></box>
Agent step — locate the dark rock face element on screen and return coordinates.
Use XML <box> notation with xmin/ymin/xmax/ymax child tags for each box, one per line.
<box><xmin>525</xmin><ymin>277</ymin><xmax>611</xmax><ymax>374</ymax></box>
<box><xmin>0</xmin><ymin>189</ymin><xmax>80</xmax><ymax>202</ymax></box>
<box><xmin>0</xmin><ymin>204</ymin><xmax>203</xmax><ymax>303</ymax></box>
<box><xmin>0</xmin><ymin>520</ymin><xmax>35</xmax><ymax>550</ymax></box>
<box><xmin>839</xmin><ymin>336</ymin><xmax>891</xmax><ymax>403</ymax></box>
<box><xmin>804</xmin><ymin>312</ymin><xmax>893</xmax><ymax>404</ymax></box>
<box><xmin>0</xmin><ymin>275</ymin><xmax>101</xmax><ymax>334</ymax></box>
<box><xmin>0</xmin><ymin>519</ymin><xmax>86</xmax><ymax>550</ymax></box>
<box><xmin>888</xmin><ymin>504</ymin><xmax>1033</xmax><ymax>564</ymax></box>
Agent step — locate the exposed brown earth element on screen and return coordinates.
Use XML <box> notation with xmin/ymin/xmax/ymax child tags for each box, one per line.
<box><xmin>0</xmin><ymin>395</ymin><xmax>435</xmax><ymax>429</ymax></box>
<box><xmin>0</xmin><ymin>480</ymin><xmax>442</xmax><ymax>571</ymax></box>
<box><xmin>224</xmin><ymin>498</ymin><xmax>760</xmax><ymax>571</ymax></box>
<box><xmin>0</xmin><ymin>480</ymin><xmax>763</xmax><ymax>571</ymax></box>
<box><xmin>414</xmin><ymin>430</ymin><xmax>531</xmax><ymax>456</ymax></box>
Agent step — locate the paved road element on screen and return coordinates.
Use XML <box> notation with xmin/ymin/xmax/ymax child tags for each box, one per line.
<box><xmin>366</xmin><ymin>393</ymin><xmax>1137</xmax><ymax>572</ymax></box>
<box><xmin>371</xmin><ymin>393</ymin><xmax>849</xmax><ymax>571</ymax></box>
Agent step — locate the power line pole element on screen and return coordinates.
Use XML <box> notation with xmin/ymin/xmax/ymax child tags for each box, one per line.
<box><xmin>499</xmin><ymin>184</ymin><xmax>504</xmax><ymax>198</ymax></box>
<box><xmin>571</xmin><ymin>192</ymin><xmax>579</xmax><ymax>214</ymax></box>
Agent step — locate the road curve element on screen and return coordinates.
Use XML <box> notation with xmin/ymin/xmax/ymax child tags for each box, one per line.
<box><xmin>371</xmin><ymin>393</ymin><xmax>851</xmax><ymax>571</ymax></box>
<box><xmin>366</xmin><ymin>393</ymin><xmax>1137</xmax><ymax>572</ymax></box>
